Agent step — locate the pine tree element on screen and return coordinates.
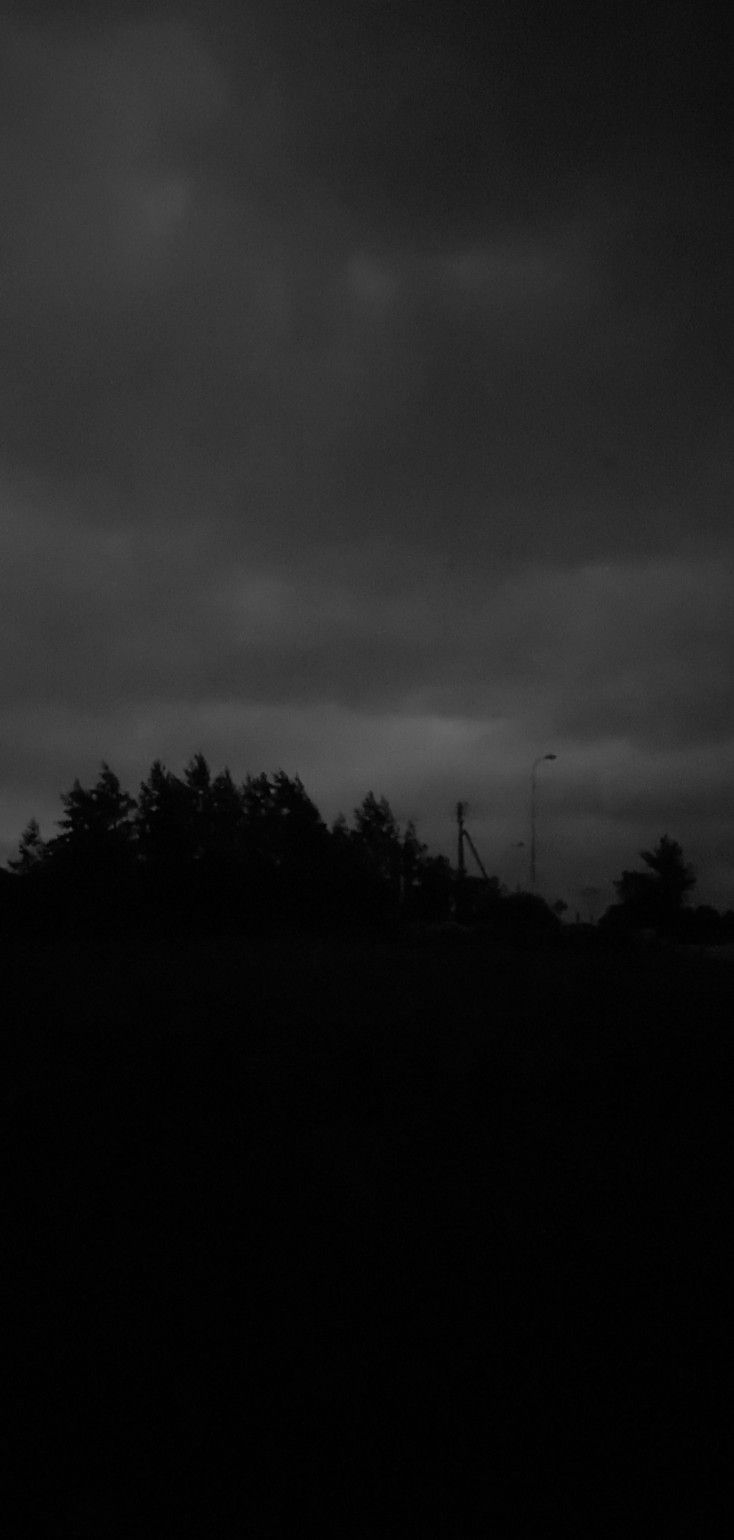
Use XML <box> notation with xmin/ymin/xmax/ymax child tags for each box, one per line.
<box><xmin>136</xmin><ymin>761</ymin><xmax>193</xmax><ymax>869</ymax></box>
<box><xmin>51</xmin><ymin>763</ymin><xmax>136</xmax><ymax>867</ymax></box>
<box><xmin>7</xmin><ymin>817</ymin><xmax>46</xmax><ymax>873</ymax></box>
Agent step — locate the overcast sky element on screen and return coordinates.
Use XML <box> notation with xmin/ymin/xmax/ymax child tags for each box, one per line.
<box><xmin>2</xmin><ymin>0</ymin><xmax>732</xmax><ymax>909</ymax></box>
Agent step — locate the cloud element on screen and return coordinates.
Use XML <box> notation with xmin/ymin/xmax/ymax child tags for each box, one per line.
<box><xmin>3</xmin><ymin>12</ymin><xmax>731</xmax><ymax>562</ymax></box>
<box><xmin>483</xmin><ymin>556</ymin><xmax>734</xmax><ymax>750</ymax></box>
<box><xmin>2</xmin><ymin>469</ymin><xmax>732</xmax><ymax>747</ymax></box>
<box><xmin>1</xmin><ymin>5</ymin><xmax>732</xmax><ymax>909</ymax></box>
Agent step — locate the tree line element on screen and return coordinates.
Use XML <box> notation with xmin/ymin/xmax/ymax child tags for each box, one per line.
<box><xmin>2</xmin><ymin>757</ymin><xmax>731</xmax><ymax>944</ymax></box>
<box><xmin>0</xmin><ymin>757</ymin><xmax>455</xmax><ymax>936</ymax></box>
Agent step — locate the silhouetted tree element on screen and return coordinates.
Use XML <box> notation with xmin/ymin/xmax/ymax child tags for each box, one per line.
<box><xmin>49</xmin><ymin>764</ymin><xmax>136</xmax><ymax>870</ymax></box>
<box><xmin>331</xmin><ymin>812</ymin><xmax>350</xmax><ymax>844</ymax></box>
<box><xmin>7</xmin><ymin>817</ymin><xmax>46</xmax><ymax>873</ymax></box>
<box><xmin>319</xmin><ymin>812</ymin><xmax>369</xmax><ymax>925</ymax></box>
<box><xmin>346</xmin><ymin>793</ymin><xmax>454</xmax><ymax>923</ymax></box>
<box><xmin>208</xmin><ymin>767</ymin><xmax>249</xmax><ymax>868</ymax></box>
<box><xmin>35</xmin><ymin>764</ymin><xmax>137</xmax><ymax>929</ymax></box>
<box><xmin>352</xmin><ymin>792</ymin><xmax>404</xmax><ymax>897</ymax></box>
<box><xmin>640</xmin><ymin>835</ymin><xmax>696</xmax><ymax>910</ymax></box>
<box><xmin>614</xmin><ymin>835</ymin><xmax>696</xmax><ymax>930</ymax></box>
<box><xmin>412</xmin><ymin>852</ymin><xmax>454</xmax><ymax>922</ymax></box>
<box><xmin>4</xmin><ymin>818</ymin><xmax>50</xmax><ymax>932</ymax></box>
<box><xmin>184</xmin><ymin>753</ymin><xmax>215</xmax><ymax>860</ymax></box>
<box><xmin>4</xmin><ymin>754</ymin><xmax>457</xmax><ymax>938</ymax></box>
<box><xmin>136</xmin><ymin>761</ymin><xmax>194</xmax><ymax>870</ymax></box>
<box><xmin>400</xmin><ymin>819</ymin><xmax>429</xmax><ymax>898</ymax></box>
<box><xmin>271</xmin><ymin>770</ymin><xmax>326</xmax><ymax>848</ymax></box>
<box><xmin>235</xmin><ymin>770</ymin><xmax>330</xmax><ymax>926</ymax></box>
<box><xmin>241</xmin><ymin>772</ymin><xmax>324</xmax><ymax>866</ymax></box>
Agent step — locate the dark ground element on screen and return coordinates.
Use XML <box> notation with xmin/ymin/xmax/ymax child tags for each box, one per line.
<box><xmin>4</xmin><ymin>932</ymin><xmax>733</xmax><ymax>1535</ymax></box>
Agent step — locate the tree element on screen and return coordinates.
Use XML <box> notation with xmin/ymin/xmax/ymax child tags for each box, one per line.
<box><xmin>7</xmin><ymin>817</ymin><xmax>46</xmax><ymax>873</ymax></box>
<box><xmin>271</xmin><ymin>770</ymin><xmax>325</xmax><ymax>844</ymax></box>
<box><xmin>241</xmin><ymin>771</ymin><xmax>325</xmax><ymax>869</ymax></box>
<box><xmin>208</xmin><ymin>767</ymin><xmax>249</xmax><ymax>868</ymax></box>
<box><xmin>614</xmin><ymin>834</ymin><xmax>696</xmax><ymax>929</ymax></box>
<box><xmin>352</xmin><ymin>792</ymin><xmax>404</xmax><ymax>893</ymax></box>
<box><xmin>136</xmin><ymin>761</ymin><xmax>193</xmax><ymax>870</ymax></box>
<box><xmin>3</xmin><ymin>756</ymin><xmax>452</xmax><ymax>938</ymax></box>
<box><xmin>400</xmin><ymin>819</ymin><xmax>429</xmax><ymax>892</ymax></box>
<box><xmin>639</xmin><ymin>835</ymin><xmax>696</xmax><ymax>910</ymax></box>
<box><xmin>413</xmin><ymin>851</ymin><xmax>454</xmax><ymax>922</ymax></box>
<box><xmin>36</xmin><ymin>763</ymin><xmax>137</xmax><ymax>929</ymax></box>
<box><xmin>348</xmin><ymin>793</ymin><xmax>444</xmax><ymax>920</ymax></box>
<box><xmin>50</xmin><ymin>763</ymin><xmax>136</xmax><ymax>869</ymax></box>
<box><xmin>184</xmin><ymin>753</ymin><xmax>214</xmax><ymax>861</ymax></box>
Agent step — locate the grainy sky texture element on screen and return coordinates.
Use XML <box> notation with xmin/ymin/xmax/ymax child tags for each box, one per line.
<box><xmin>2</xmin><ymin>0</ymin><xmax>733</xmax><ymax>907</ymax></box>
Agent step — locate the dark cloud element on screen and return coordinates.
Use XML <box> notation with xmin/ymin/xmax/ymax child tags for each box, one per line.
<box><xmin>1</xmin><ymin>2</ymin><xmax>733</xmax><ymax>905</ymax></box>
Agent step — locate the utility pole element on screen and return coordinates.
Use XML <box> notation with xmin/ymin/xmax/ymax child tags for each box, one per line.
<box><xmin>456</xmin><ymin>801</ymin><xmax>490</xmax><ymax>881</ymax></box>
<box><xmin>463</xmin><ymin>826</ymin><xmax>490</xmax><ymax>883</ymax></box>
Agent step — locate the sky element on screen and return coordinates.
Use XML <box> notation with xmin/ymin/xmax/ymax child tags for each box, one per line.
<box><xmin>2</xmin><ymin>0</ymin><xmax>733</xmax><ymax>911</ymax></box>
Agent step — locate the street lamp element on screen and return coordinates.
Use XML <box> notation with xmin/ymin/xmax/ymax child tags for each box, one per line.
<box><xmin>530</xmin><ymin>754</ymin><xmax>557</xmax><ymax>890</ymax></box>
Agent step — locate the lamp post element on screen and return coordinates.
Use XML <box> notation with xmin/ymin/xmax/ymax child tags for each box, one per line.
<box><xmin>530</xmin><ymin>754</ymin><xmax>556</xmax><ymax>890</ymax></box>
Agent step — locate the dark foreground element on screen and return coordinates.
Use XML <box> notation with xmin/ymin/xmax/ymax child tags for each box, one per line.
<box><xmin>5</xmin><ymin>933</ymin><xmax>733</xmax><ymax>1535</ymax></box>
